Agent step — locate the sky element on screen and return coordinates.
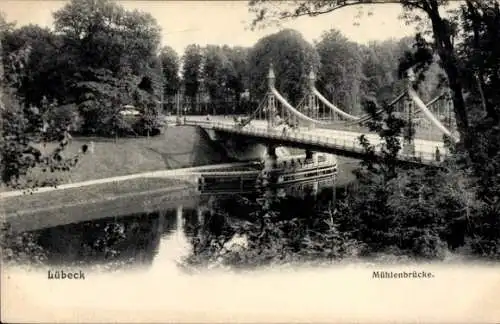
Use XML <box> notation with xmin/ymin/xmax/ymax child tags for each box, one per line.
<box><xmin>0</xmin><ymin>0</ymin><xmax>418</xmax><ymax>55</ymax></box>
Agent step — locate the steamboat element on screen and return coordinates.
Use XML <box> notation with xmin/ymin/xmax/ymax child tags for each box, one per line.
<box><xmin>197</xmin><ymin>148</ymin><xmax>338</xmax><ymax>194</ymax></box>
<box><xmin>258</xmin><ymin>151</ymin><xmax>338</xmax><ymax>187</ymax></box>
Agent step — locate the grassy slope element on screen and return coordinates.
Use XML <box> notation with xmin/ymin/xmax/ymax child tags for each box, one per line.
<box><xmin>1</xmin><ymin>126</ymin><xmax>230</xmax><ymax>216</ymax></box>
<box><xmin>2</xmin><ymin>177</ymin><xmax>188</xmax><ymax>214</ymax></box>
<box><xmin>18</xmin><ymin>126</ymin><xmax>231</xmax><ymax>186</ymax></box>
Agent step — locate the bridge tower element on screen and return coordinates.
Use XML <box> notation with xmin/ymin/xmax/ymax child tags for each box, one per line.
<box><xmin>402</xmin><ymin>93</ymin><xmax>416</xmax><ymax>155</ymax></box>
<box><xmin>304</xmin><ymin>69</ymin><xmax>319</xmax><ymax>160</ymax></box>
<box><xmin>267</xmin><ymin>63</ymin><xmax>277</xmax><ymax>130</ymax></box>
<box><xmin>307</xmin><ymin>69</ymin><xmax>319</xmax><ymax>129</ymax></box>
<box><xmin>402</xmin><ymin>69</ymin><xmax>416</xmax><ymax>156</ymax></box>
<box><xmin>444</xmin><ymin>89</ymin><xmax>456</xmax><ymax>132</ymax></box>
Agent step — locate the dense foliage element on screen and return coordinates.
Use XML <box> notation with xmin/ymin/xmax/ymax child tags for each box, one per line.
<box><xmin>2</xmin><ymin>0</ymin><xmax>163</xmax><ymax>138</ymax></box>
<box><xmin>1</xmin><ymin>0</ymin><xmax>436</xmax><ymax>134</ymax></box>
<box><xmin>247</xmin><ymin>29</ymin><xmax>321</xmax><ymax>106</ymax></box>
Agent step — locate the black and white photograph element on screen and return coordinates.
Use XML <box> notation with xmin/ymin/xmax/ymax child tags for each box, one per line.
<box><xmin>1</xmin><ymin>0</ymin><xmax>500</xmax><ymax>322</ymax></box>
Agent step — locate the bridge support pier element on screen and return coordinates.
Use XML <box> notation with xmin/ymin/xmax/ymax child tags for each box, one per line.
<box><xmin>176</xmin><ymin>205</ymin><xmax>183</xmax><ymax>232</ymax></box>
<box><xmin>402</xmin><ymin>140</ymin><xmax>416</xmax><ymax>156</ymax></box>
<box><xmin>265</xmin><ymin>145</ymin><xmax>278</xmax><ymax>168</ymax></box>
<box><xmin>157</xmin><ymin>211</ymin><xmax>166</xmax><ymax>236</ymax></box>
<box><xmin>258</xmin><ymin>144</ymin><xmax>279</xmax><ymax>189</ymax></box>
<box><xmin>197</xmin><ymin>206</ymin><xmax>205</xmax><ymax>227</ymax></box>
<box><xmin>305</xmin><ymin>149</ymin><xmax>314</xmax><ymax>161</ymax></box>
<box><xmin>266</xmin><ymin>145</ymin><xmax>277</xmax><ymax>158</ymax></box>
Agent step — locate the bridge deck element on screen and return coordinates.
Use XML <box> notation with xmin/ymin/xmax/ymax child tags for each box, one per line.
<box><xmin>178</xmin><ymin>118</ymin><xmax>446</xmax><ymax>167</ymax></box>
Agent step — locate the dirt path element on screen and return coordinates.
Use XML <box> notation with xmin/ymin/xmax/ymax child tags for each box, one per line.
<box><xmin>0</xmin><ymin>162</ymin><xmax>252</xmax><ymax>199</ymax></box>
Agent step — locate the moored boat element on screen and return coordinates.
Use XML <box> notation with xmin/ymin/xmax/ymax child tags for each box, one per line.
<box><xmin>258</xmin><ymin>151</ymin><xmax>338</xmax><ymax>187</ymax></box>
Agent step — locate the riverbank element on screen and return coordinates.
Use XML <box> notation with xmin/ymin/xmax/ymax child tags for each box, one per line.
<box><xmin>2</xmin><ymin>177</ymin><xmax>189</xmax><ymax>215</ymax></box>
<box><xmin>0</xmin><ymin>125</ymin><xmax>231</xmax><ymax>193</ymax></box>
<box><xmin>2</xmin><ymin>178</ymin><xmax>202</xmax><ymax>234</ymax></box>
<box><xmin>1</xmin><ymin>160</ymin><xmax>262</xmax><ymax>231</ymax></box>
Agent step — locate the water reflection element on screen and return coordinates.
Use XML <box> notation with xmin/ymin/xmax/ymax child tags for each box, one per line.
<box><xmin>31</xmin><ymin>210</ymin><xmax>176</xmax><ymax>269</ymax></box>
<box><xmin>4</xmin><ymin>178</ymin><xmax>341</xmax><ymax>271</ymax></box>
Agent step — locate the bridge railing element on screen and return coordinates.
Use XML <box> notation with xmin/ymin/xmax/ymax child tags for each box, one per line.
<box><xmin>183</xmin><ymin>119</ymin><xmax>448</xmax><ymax>165</ymax></box>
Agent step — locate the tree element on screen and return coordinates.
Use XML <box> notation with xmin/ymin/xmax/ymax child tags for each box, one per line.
<box><xmin>50</xmin><ymin>0</ymin><xmax>162</xmax><ymax>136</ymax></box>
<box><xmin>1</xmin><ymin>25</ymin><xmax>64</xmax><ymax>107</ymax></box>
<box><xmin>77</xmin><ymin>67</ymin><xmax>136</xmax><ymax>136</ymax></box>
<box><xmin>197</xmin><ymin>45</ymin><xmax>250</xmax><ymax>114</ymax></box>
<box><xmin>182</xmin><ymin>44</ymin><xmax>203</xmax><ymax>100</ymax></box>
<box><xmin>0</xmin><ymin>13</ymin><xmax>88</xmax><ymax>190</ymax></box>
<box><xmin>222</xmin><ymin>46</ymin><xmax>251</xmax><ymax>103</ymax></box>
<box><xmin>53</xmin><ymin>0</ymin><xmax>161</xmax><ymax>75</ymax></box>
<box><xmin>359</xmin><ymin>37</ymin><xmax>414</xmax><ymax>103</ymax></box>
<box><xmin>247</xmin><ymin>29</ymin><xmax>320</xmax><ymax>106</ymax></box>
<box><xmin>315</xmin><ymin>29</ymin><xmax>365</xmax><ymax>114</ymax></box>
<box><xmin>159</xmin><ymin>46</ymin><xmax>181</xmax><ymax>97</ymax></box>
<box><xmin>202</xmin><ymin>45</ymin><xmax>232</xmax><ymax>102</ymax></box>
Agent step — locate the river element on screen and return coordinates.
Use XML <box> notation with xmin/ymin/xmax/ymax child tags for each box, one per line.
<box><xmin>3</xmin><ymin>176</ymin><xmax>341</xmax><ymax>270</ymax></box>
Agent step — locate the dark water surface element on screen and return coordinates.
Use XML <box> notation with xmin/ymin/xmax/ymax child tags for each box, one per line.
<box><xmin>5</xmin><ymin>176</ymin><xmax>344</xmax><ymax>271</ymax></box>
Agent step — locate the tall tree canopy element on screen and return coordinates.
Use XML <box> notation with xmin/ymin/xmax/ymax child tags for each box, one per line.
<box><xmin>247</xmin><ymin>29</ymin><xmax>320</xmax><ymax>106</ymax></box>
<box><xmin>182</xmin><ymin>44</ymin><xmax>203</xmax><ymax>99</ymax></box>
<box><xmin>53</xmin><ymin>0</ymin><xmax>161</xmax><ymax>75</ymax></box>
<box><xmin>2</xmin><ymin>25</ymin><xmax>65</xmax><ymax>107</ymax></box>
<box><xmin>221</xmin><ymin>45</ymin><xmax>250</xmax><ymax>102</ymax></box>
<box><xmin>315</xmin><ymin>29</ymin><xmax>365</xmax><ymax>115</ymax></box>
<box><xmin>53</xmin><ymin>0</ymin><xmax>162</xmax><ymax>135</ymax></box>
<box><xmin>159</xmin><ymin>45</ymin><xmax>181</xmax><ymax>97</ymax></box>
<box><xmin>360</xmin><ymin>37</ymin><xmax>414</xmax><ymax>102</ymax></box>
<box><xmin>0</xmin><ymin>14</ymin><xmax>88</xmax><ymax>189</ymax></box>
<box><xmin>202</xmin><ymin>45</ymin><xmax>233</xmax><ymax>102</ymax></box>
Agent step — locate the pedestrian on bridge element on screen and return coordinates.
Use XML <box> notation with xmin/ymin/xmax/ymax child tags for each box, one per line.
<box><xmin>435</xmin><ymin>146</ymin><xmax>441</xmax><ymax>162</ymax></box>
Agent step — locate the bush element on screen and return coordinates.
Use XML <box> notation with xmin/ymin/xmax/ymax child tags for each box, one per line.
<box><xmin>0</xmin><ymin>222</ymin><xmax>47</xmax><ymax>266</ymax></box>
<box><xmin>44</xmin><ymin>103</ymin><xmax>83</xmax><ymax>137</ymax></box>
<box><xmin>183</xmin><ymin>193</ymin><xmax>367</xmax><ymax>270</ymax></box>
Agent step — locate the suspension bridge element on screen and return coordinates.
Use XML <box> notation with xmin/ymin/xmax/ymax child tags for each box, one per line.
<box><xmin>172</xmin><ymin>64</ymin><xmax>458</xmax><ymax>167</ymax></box>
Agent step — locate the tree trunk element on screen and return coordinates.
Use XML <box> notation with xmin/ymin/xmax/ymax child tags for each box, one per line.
<box><xmin>467</xmin><ymin>0</ymin><xmax>498</xmax><ymax>122</ymax></box>
<box><xmin>425</xmin><ymin>3</ymin><xmax>470</xmax><ymax>146</ymax></box>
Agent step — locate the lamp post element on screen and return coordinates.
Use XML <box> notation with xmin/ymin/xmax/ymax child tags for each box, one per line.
<box><xmin>199</xmin><ymin>77</ymin><xmax>205</xmax><ymax>115</ymax></box>
<box><xmin>222</xmin><ymin>81</ymin><xmax>227</xmax><ymax>117</ymax></box>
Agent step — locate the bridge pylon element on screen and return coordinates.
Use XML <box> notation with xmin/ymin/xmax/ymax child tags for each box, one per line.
<box><xmin>402</xmin><ymin>93</ymin><xmax>416</xmax><ymax>156</ymax></box>
<box><xmin>266</xmin><ymin>63</ymin><xmax>277</xmax><ymax>130</ymax></box>
<box><xmin>306</xmin><ymin>69</ymin><xmax>319</xmax><ymax>129</ymax></box>
<box><xmin>266</xmin><ymin>91</ymin><xmax>277</xmax><ymax>130</ymax></box>
<box><xmin>444</xmin><ymin>89</ymin><xmax>456</xmax><ymax>133</ymax></box>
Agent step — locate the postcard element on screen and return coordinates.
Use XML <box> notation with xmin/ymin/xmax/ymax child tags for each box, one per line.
<box><xmin>1</xmin><ymin>0</ymin><xmax>499</xmax><ymax>322</ymax></box>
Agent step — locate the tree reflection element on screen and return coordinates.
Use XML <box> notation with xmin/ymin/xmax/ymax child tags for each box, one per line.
<box><xmin>1</xmin><ymin>179</ymin><xmax>352</xmax><ymax>271</ymax></box>
<box><xmin>2</xmin><ymin>210</ymin><xmax>180</xmax><ymax>271</ymax></box>
<box><xmin>183</xmin><ymin>179</ymin><xmax>358</xmax><ymax>270</ymax></box>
